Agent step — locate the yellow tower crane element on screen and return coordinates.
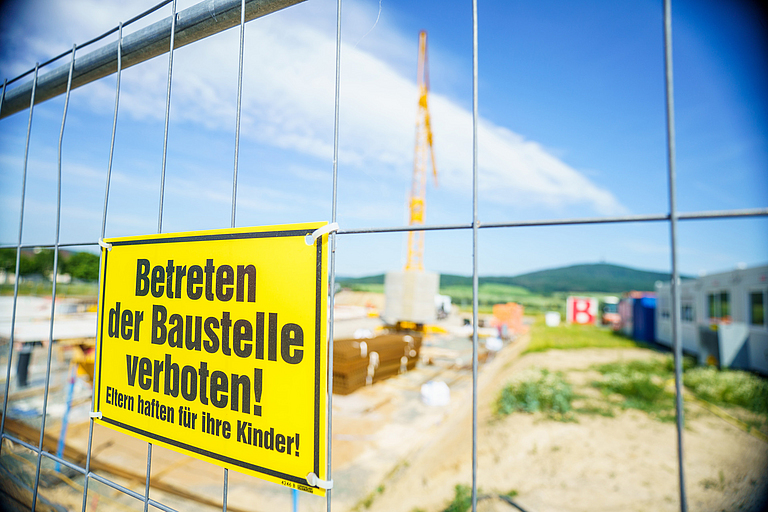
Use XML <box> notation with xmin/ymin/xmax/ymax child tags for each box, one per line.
<box><xmin>405</xmin><ymin>30</ymin><xmax>438</xmax><ymax>272</ymax></box>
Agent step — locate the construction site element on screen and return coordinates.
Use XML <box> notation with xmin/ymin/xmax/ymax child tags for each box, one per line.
<box><xmin>2</xmin><ymin>287</ymin><xmax>768</xmax><ymax>511</ymax></box>
<box><xmin>1</xmin><ymin>0</ymin><xmax>768</xmax><ymax>511</ymax></box>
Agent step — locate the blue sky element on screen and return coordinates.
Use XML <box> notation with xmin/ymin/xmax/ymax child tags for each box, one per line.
<box><xmin>0</xmin><ymin>0</ymin><xmax>766</xmax><ymax>278</ymax></box>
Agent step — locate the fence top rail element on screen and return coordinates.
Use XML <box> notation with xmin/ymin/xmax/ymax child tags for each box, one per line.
<box><xmin>0</xmin><ymin>0</ymin><xmax>306</xmax><ymax>120</ymax></box>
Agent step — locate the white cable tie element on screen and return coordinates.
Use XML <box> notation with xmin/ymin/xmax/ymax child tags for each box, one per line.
<box><xmin>306</xmin><ymin>472</ymin><xmax>334</xmax><ymax>490</ymax></box>
<box><xmin>98</xmin><ymin>239</ymin><xmax>112</xmax><ymax>251</ymax></box>
<box><xmin>305</xmin><ymin>222</ymin><xmax>339</xmax><ymax>245</ymax></box>
<box><xmin>89</xmin><ymin>411</ymin><xmax>102</xmax><ymax>419</ymax></box>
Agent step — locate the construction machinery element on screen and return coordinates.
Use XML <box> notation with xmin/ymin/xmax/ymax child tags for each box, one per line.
<box><xmin>383</xmin><ymin>31</ymin><xmax>439</xmax><ymax>332</ymax></box>
<box><xmin>333</xmin><ymin>32</ymin><xmax>438</xmax><ymax>395</ymax></box>
<box><xmin>406</xmin><ymin>30</ymin><xmax>438</xmax><ymax>272</ymax></box>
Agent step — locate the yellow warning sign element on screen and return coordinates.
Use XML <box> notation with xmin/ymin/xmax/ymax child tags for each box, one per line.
<box><xmin>93</xmin><ymin>222</ymin><xmax>329</xmax><ymax>495</ymax></box>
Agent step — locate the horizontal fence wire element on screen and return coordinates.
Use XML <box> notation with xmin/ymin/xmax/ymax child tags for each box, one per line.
<box><xmin>0</xmin><ymin>431</ymin><xmax>184</xmax><ymax>512</ymax></box>
<box><xmin>2</xmin><ymin>206</ymin><xmax>766</xmax><ymax>249</ymax></box>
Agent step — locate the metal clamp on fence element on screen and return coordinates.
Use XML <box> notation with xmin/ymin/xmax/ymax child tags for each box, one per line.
<box><xmin>307</xmin><ymin>472</ymin><xmax>334</xmax><ymax>490</ymax></box>
<box><xmin>89</xmin><ymin>411</ymin><xmax>102</xmax><ymax>419</ymax></box>
<box><xmin>98</xmin><ymin>238</ymin><xmax>112</xmax><ymax>251</ymax></box>
<box><xmin>305</xmin><ymin>222</ymin><xmax>339</xmax><ymax>245</ymax></box>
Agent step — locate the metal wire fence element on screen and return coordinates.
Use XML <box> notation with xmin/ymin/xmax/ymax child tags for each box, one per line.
<box><xmin>0</xmin><ymin>0</ymin><xmax>766</xmax><ymax>511</ymax></box>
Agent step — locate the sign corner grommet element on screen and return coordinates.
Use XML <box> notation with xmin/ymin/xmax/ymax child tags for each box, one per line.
<box><xmin>307</xmin><ymin>472</ymin><xmax>333</xmax><ymax>490</ymax></box>
<box><xmin>305</xmin><ymin>222</ymin><xmax>339</xmax><ymax>246</ymax></box>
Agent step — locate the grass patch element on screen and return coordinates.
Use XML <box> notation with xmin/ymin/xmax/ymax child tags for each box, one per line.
<box><xmin>699</xmin><ymin>470</ymin><xmax>727</xmax><ymax>491</ymax></box>
<box><xmin>441</xmin><ymin>283</ymin><xmax>532</xmax><ymax>307</ymax></box>
<box><xmin>573</xmin><ymin>403</ymin><xmax>615</xmax><ymax>417</ymax></box>
<box><xmin>591</xmin><ymin>358</ymin><xmax>768</xmax><ymax>424</ymax></box>
<box><xmin>502</xmin><ymin>489</ymin><xmax>519</xmax><ymax>498</ymax></box>
<box><xmin>439</xmin><ymin>284</ymin><xmax>565</xmax><ymax>314</ymax></box>
<box><xmin>442</xmin><ymin>484</ymin><xmax>472</xmax><ymax>512</ymax></box>
<box><xmin>595</xmin><ymin>358</ymin><xmax>671</xmax><ymax>377</ymax></box>
<box><xmin>440</xmin><ymin>485</ymin><xmax>520</xmax><ymax>512</ymax></box>
<box><xmin>456</xmin><ymin>304</ymin><xmax>495</xmax><ymax>315</ymax></box>
<box><xmin>496</xmin><ymin>368</ymin><xmax>574</xmax><ymax>420</ymax></box>
<box><xmin>497</xmin><ymin>348</ymin><xmax>768</xmax><ymax>427</ymax></box>
<box><xmin>0</xmin><ymin>281</ymin><xmax>98</xmax><ymax>297</ymax></box>
<box><xmin>342</xmin><ymin>283</ymin><xmax>384</xmax><ymax>293</ymax></box>
<box><xmin>355</xmin><ymin>485</ymin><xmax>386</xmax><ymax>510</ymax></box>
<box><xmin>684</xmin><ymin>367</ymin><xmax>768</xmax><ymax>415</ymax></box>
<box><xmin>525</xmin><ymin>317</ymin><xmax>639</xmax><ymax>353</ymax></box>
<box><xmin>592</xmin><ymin>358</ymin><xmax>677</xmax><ymax>421</ymax></box>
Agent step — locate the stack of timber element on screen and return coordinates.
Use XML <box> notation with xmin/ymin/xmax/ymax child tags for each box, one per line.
<box><xmin>333</xmin><ymin>333</ymin><xmax>422</xmax><ymax>395</ymax></box>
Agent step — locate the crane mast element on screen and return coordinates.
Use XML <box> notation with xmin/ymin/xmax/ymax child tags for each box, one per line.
<box><xmin>405</xmin><ymin>30</ymin><xmax>438</xmax><ymax>272</ymax></box>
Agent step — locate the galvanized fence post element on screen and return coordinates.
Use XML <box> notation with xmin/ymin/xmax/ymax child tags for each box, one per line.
<box><xmin>663</xmin><ymin>0</ymin><xmax>688</xmax><ymax>510</ymax></box>
<box><xmin>471</xmin><ymin>0</ymin><xmax>480</xmax><ymax>510</ymax></box>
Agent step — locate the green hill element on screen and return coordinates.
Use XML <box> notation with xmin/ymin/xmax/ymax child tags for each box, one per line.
<box><xmin>338</xmin><ymin>263</ymin><xmax>675</xmax><ymax>295</ymax></box>
<box><xmin>487</xmin><ymin>263</ymin><xmax>674</xmax><ymax>294</ymax></box>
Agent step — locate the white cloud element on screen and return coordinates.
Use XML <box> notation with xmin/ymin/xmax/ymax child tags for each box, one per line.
<box><xmin>1</xmin><ymin>0</ymin><xmax>627</xmax><ymax>217</ymax></box>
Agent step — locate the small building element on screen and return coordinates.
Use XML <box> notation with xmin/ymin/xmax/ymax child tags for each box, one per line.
<box><xmin>655</xmin><ymin>265</ymin><xmax>768</xmax><ymax>374</ymax></box>
<box><xmin>617</xmin><ymin>291</ymin><xmax>656</xmax><ymax>342</ymax></box>
<box><xmin>566</xmin><ymin>296</ymin><xmax>598</xmax><ymax>325</ymax></box>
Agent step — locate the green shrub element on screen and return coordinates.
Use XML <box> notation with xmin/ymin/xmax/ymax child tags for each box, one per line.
<box><xmin>443</xmin><ymin>484</ymin><xmax>472</xmax><ymax>512</ymax></box>
<box><xmin>497</xmin><ymin>369</ymin><xmax>573</xmax><ymax>416</ymax></box>
<box><xmin>684</xmin><ymin>367</ymin><xmax>768</xmax><ymax>415</ymax></box>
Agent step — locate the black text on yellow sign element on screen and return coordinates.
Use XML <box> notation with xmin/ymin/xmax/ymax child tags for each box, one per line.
<box><xmin>94</xmin><ymin>223</ymin><xmax>329</xmax><ymax>495</ymax></box>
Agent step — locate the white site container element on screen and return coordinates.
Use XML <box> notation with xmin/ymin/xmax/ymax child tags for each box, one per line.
<box><xmin>383</xmin><ymin>270</ymin><xmax>439</xmax><ymax>325</ymax></box>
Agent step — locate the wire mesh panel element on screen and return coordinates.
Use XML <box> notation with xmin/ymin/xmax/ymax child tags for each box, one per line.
<box><xmin>1</xmin><ymin>0</ymin><xmax>767</xmax><ymax>511</ymax></box>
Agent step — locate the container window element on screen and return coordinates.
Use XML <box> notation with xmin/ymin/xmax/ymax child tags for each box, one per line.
<box><xmin>708</xmin><ymin>291</ymin><xmax>731</xmax><ymax>323</ymax></box>
<box><xmin>682</xmin><ymin>302</ymin><xmax>695</xmax><ymax>322</ymax></box>
<box><xmin>658</xmin><ymin>295</ymin><xmax>670</xmax><ymax>319</ymax></box>
<box><xmin>720</xmin><ymin>291</ymin><xmax>730</xmax><ymax>320</ymax></box>
<box><xmin>750</xmin><ymin>291</ymin><xmax>765</xmax><ymax>326</ymax></box>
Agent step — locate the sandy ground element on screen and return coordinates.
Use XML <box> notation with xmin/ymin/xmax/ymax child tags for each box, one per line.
<box><xmin>364</xmin><ymin>347</ymin><xmax>768</xmax><ymax>512</ymax></box>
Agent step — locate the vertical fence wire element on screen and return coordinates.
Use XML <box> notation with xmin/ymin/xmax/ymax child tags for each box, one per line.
<box><xmin>145</xmin><ymin>2</ymin><xmax>179</xmax><ymax>505</ymax></box>
<box><xmin>30</xmin><ymin>45</ymin><xmax>76</xmax><ymax>512</ymax></box>
<box><xmin>158</xmin><ymin>0</ymin><xmax>178</xmax><ymax>235</ymax></box>
<box><xmin>0</xmin><ymin>64</ymin><xmax>38</xmax><ymax>462</ymax></box>
<box><xmin>470</xmin><ymin>0</ymin><xmax>480</xmax><ymax>509</ymax></box>
<box><xmin>229</xmin><ymin>1</ymin><xmax>251</xmax><ymax>506</ymax></box>
<box><xmin>663</xmin><ymin>0</ymin><xmax>688</xmax><ymax>510</ymax></box>
<box><xmin>222</xmin><ymin>2</ymin><xmax>248</xmax><ymax>508</ymax></box>
<box><xmin>231</xmin><ymin>0</ymin><xmax>247</xmax><ymax>230</ymax></box>
<box><xmin>144</xmin><ymin>443</ymin><xmax>154</xmax><ymax>512</ymax></box>
<box><xmin>101</xmin><ymin>23</ymin><xmax>123</xmax><ymax>239</ymax></box>
<box><xmin>0</xmin><ymin>78</ymin><xmax>10</xmax><ymax>457</ymax></box>
<box><xmin>223</xmin><ymin>469</ymin><xmax>229</xmax><ymax>512</ymax></box>
<box><xmin>327</xmin><ymin>0</ymin><xmax>343</xmax><ymax>509</ymax></box>
<box><xmin>83</xmin><ymin>22</ymin><xmax>124</xmax><ymax>512</ymax></box>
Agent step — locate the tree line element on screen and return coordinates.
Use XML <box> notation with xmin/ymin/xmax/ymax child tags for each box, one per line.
<box><xmin>0</xmin><ymin>248</ymin><xmax>100</xmax><ymax>281</ymax></box>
